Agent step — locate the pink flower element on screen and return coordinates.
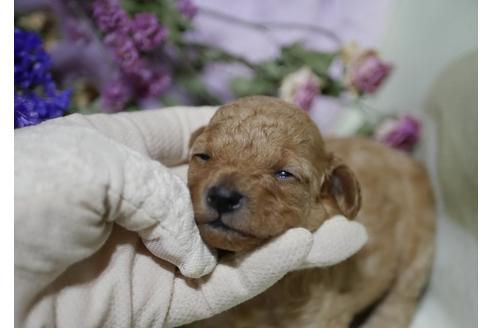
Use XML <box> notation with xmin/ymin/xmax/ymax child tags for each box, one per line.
<box><xmin>374</xmin><ymin>115</ymin><xmax>421</xmax><ymax>152</ymax></box>
<box><xmin>279</xmin><ymin>67</ymin><xmax>321</xmax><ymax>111</ymax></box>
<box><xmin>294</xmin><ymin>80</ymin><xmax>320</xmax><ymax>111</ymax></box>
<box><xmin>347</xmin><ymin>49</ymin><xmax>392</xmax><ymax>94</ymax></box>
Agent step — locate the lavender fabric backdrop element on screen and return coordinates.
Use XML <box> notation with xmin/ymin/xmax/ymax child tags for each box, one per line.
<box><xmin>191</xmin><ymin>0</ymin><xmax>392</xmax><ymax>61</ymax></box>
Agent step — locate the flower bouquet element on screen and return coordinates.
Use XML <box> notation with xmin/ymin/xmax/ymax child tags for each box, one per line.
<box><xmin>14</xmin><ymin>0</ymin><xmax>421</xmax><ymax>152</ymax></box>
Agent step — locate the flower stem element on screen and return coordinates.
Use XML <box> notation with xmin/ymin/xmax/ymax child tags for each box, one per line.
<box><xmin>198</xmin><ymin>6</ymin><xmax>342</xmax><ymax>46</ymax></box>
<box><xmin>183</xmin><ymin>41</ymin><xmax>259</xmax><ymax>71</ymax></box>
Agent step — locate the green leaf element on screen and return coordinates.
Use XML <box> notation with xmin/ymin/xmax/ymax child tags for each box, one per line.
<box><xmin>303</xmin><ymin>52</ymin><xmax>336</xmax><ymax>76</ymax></box>
<box><xmin>203</xmin><ymin>49</ymin><xmax>230</xmax><ymax>62</ymax></box>
<box><xmin>279</xmin><ymin>43</ymin><xmax>336</xmax><ymax>76</ymax></box>
<box><xmin>230</xmin><ymin>77</ymin><xmax>276</xmax><ymax>97</ymax></box>
<box><xmin>176</xmin><ymin>74</ymin><xmax>222</xmax><ymax>105</ymax></box>
<box><xmin>121</xmin><ymin>0</ymin><xmax>163</xmax><ymax>16</ymax></box>
<box><xmin>124</xmin><ymin>104</ymin><xmax>142</xmax><ymax>112</ymax></box>
<box><xmin>258</xmin><ymin>61</ymin><xmax>286</xmax><ymax>80</ymax></box>
<box><xmin>356</xmin><ymin>121</ymin><xmax>376</xmax><ymax>137</ymax></box>
<box><xmin>66</xmin><ymin>100</ymin><xmax>101</xmax><ymax>115</ymax></box>
<box><xmin>161</xmin><ymin>96</ymin><xmax>182</xmax><ymax>107</ymax></box>
<box><xmin>320</xmin><ymin>78</ymin><xmax>344</xmax><ymax>97</ymax></box>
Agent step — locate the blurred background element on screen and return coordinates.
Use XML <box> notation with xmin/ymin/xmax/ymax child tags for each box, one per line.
<box><xmin>14</xmin><ymin>0</ymin><xmax>477</xmax><ymax>327</ymax></box>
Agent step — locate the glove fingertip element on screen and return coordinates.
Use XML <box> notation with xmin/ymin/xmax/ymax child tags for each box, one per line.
<box><xmin>262</xmin><ymin>228</ymin><xmax>313</xmax><ymax>266</ymax></box>
<box><xmin>179</xmin><ymin>253</ymin><xmax>217</xmax><ymax>278</ymax></box>
<box><xmin>275</xmin><ymin>228</ymin><xmax>313</xmax><ymax>251</ymax></box>
<box><xmin>143</xmin><ymin>237</ymin><xmax>217</xmax><ymax>278</ymax></box>
<box><xmin>352</xmin><ymin>222</ymin><xmax>369</xmax><ymax>250</ymax></box>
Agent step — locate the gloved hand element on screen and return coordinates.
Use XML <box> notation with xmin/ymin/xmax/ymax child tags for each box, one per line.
<box><xmin>15</xmin><ymin>107</ymin><xmax>367</xmax><ymax>327</ymax></box>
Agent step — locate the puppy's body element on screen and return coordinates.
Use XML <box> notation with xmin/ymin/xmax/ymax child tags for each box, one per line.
<box><xmin>186</xmin><ymin>97</ymin><xmax>435</xmax><ymax>328</ymax></box>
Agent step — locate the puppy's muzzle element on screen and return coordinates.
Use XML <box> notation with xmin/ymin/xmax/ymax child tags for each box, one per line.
<box><xmin>206</xmin><ymin>185</ymin><xmax>244</xmax><ymax>214</ymax></box>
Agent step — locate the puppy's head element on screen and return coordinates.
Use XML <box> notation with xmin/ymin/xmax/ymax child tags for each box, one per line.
<box><xmin>188</xmin><ymin>96</ymin><xmax>361</xmax><ymax>252</ymax></box>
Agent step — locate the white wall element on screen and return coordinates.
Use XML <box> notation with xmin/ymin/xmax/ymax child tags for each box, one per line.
<box><xmin>370</xmin><ymin>2</ymin><xmax>478</xmax><ymax>328</ymax></box>
<box><xmin>368</xmin><ymin>0</ymin><xmax>477</xmax><ymax>113</ymax></box>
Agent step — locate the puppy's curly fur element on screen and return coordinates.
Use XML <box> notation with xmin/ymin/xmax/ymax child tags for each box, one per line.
<box><xmin>186</xmin><ymin>96</ymin><xmax>435</xmax><ymax>328</ymax></box>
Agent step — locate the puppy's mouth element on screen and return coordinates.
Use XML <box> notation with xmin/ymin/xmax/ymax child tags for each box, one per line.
<box><xmin>197</xmin><ymin>217</ymin><xmax>263</xmax><ymax>252</ymax></box>
<box><xmin>208</xmin><ymin>217</ymin><xmax>254</xmax><ymax>236</ymax></box>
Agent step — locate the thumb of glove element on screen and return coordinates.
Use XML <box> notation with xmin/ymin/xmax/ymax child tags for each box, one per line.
<box><xmin>101</xmin><ymin>133</ymin><xmax>217</xmax><ymax>278</ymax></box>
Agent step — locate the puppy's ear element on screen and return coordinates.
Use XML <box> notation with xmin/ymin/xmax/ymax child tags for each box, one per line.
<box><xmin>320</xmin><ymin>157</ymin><xmax>361</xmax><ymax>219</ymax></box>
<box><xmin>189</xmin><ymin>126</ymin><xmax>206</xmax><ymax>149</ymax></box>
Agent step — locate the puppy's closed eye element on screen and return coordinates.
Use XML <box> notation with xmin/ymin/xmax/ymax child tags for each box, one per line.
<box><xmin>193</xmin><ymin>153</ymin><xmax>211</xmax><ymax>162</ymax></box>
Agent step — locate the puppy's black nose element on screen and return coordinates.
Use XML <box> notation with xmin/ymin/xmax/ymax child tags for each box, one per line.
<box><xmin>207</xmin><ymin>186</ymin><xmax>243</xmax><ymax>213</ymax></box>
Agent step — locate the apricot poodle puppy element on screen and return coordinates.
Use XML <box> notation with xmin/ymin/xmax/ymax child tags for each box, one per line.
<box><xmin>185</xmin><ymin>96</ymin><xmax>435</xmax><ymax>328</ymax></box>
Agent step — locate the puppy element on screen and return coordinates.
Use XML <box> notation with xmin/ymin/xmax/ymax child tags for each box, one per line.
<box><xmin>186</xmin><ymin>96</ymin><xmax>435</xmax><ymax>327</ymax></box>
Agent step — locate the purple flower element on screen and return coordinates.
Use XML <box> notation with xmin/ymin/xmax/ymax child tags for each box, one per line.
<box><xmin>131</xmin><ymin>13</ymin><xmax>168</xmax><ymax>52</ymax></box>
<box><xmin>92</xmin><ymin>0</ymin><xmax>131</xmax><ymax>34</ymax></box>
<box><xmin>14</xmin><ymin>89</ymin><xmax>71</xmax><ymax>128</ymax></box>
<box><xmin>374</xmin><ymin>115</ymin><xmax>421</xmax><ymax>152</ymax></box>
<box><xmin>90</xmin><ymin>1</ymin><xmax>172</xmax><ymax>106</ymax></box>
<box><xmin>45</xmin><ymin>89</ymin><xmax>72</xmax><ymax>118</ymax></box>
<box><xmin>127</xmin><ymin>60</ymin><xmax>153</xmax><ymax>83</ymax></box>
<box><xmin>15</xmin><ymin>28</ymin><xmax>52</xmax><ymax>89</ymax></box>
<box><xmin>14</xmin><ymin>28</ymin><xmax>71</xmax><ymax>128</ymax></box>
<box><xmin>349</xmin><ymin>50</ymin><xmax>392</xmax><ymax>94</ymax></box>
<box><xmin>104</xmin><ymin>32</ymin><xmax>139</xmax><ymax>71</ymax></box>
<box><xmin>145</xmin><ymin>71</ymin><xmax>171</xmax><ymax>98</ymax></box>
<box><xmin>177</xmin><ymin>0</ymin><xmax>198</xmax><ymax>20</ymax></box>
<box><xmin>63</xmin><ymin>19</ymin><xmax>92</xmax><ymax>44</ymax></box>
<box><xmin>15</xmin><ymin>92</ymin><xmax>41</xmax><ymax>128</ymax></box>
<box><xmin>125</xmin><ymin>61</ymin><xmax>171</xmax><ymax>98</ymax></box>
<box><xmin>101</xmin><ymin>79</ymin><xmax>131</xmax><ymax>112</ymax></box>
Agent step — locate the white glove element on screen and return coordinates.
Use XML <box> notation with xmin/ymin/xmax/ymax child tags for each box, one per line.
<box><xmin>15</xmin><ymin>107</ymin><xmax>367</xmax><ymax>327</ymax></box>
<box><xmin>298</xmin><ymin>215</ymin><xmax>367</xmax><ymax>270</ymax></box>
<box><xmin>166</xmin><ymin>215</ymin><xmax>366</xmax><ymax>327</ymax></box>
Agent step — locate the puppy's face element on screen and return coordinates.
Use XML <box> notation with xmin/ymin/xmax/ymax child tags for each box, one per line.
<box><xmin>188</xmin><ymin>96</ymin><xmax>361</xmax><ymax>252</ymax></box>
